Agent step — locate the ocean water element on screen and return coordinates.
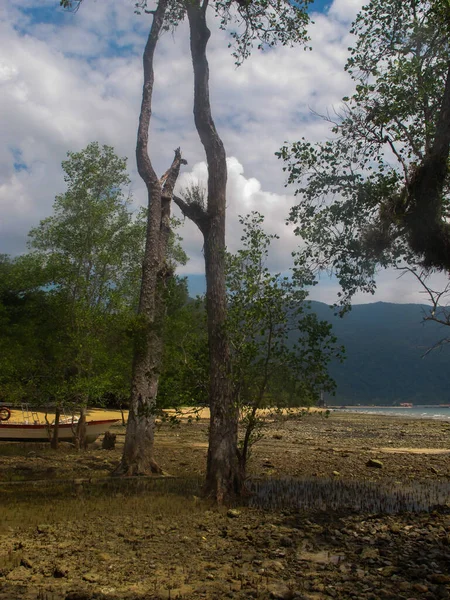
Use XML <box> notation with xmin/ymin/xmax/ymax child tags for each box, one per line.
<box><xmin>332</xmin><ymin>406</ymin><xmax>450</xmax><ymax>421</ymax></box>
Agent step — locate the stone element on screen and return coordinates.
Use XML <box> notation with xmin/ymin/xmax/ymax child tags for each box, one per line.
<box><xmin>82</xmin><ymin>572</ymin><xmax>100</xmax><ymax>583</ymax></box>
<box><xmin>268</xmin><ymin>584</ymin><xmax>291</xmax><ymax>599</ymax></box>
<box><xmin>279</xmin><ymin>536</ymin><xmax>294</xmax><ymax>547</ymax></box>
<box><xmin>6</xmin><ymin>566</ymin><xmax>32</xmax><ymax>581</ymax></box>
<box><xmin>361</xmin><ymin>548</ymin><xmax>379</xmax><ymax>560</ymax></box>
<box><xmin>429</xmin><ymin>574</ymin><xmax>450</xmax><ymax>584</ymax></box>
<box><xmin>102</xmin><ymin>431</ymin><xmax>116</xmax><ymax>450</ymax></box>
<box><xmin>20</xmin><ymin>557</ymin><xmax>34</xmax><ymax>569</ymax></box>
<box><xmin>54</xmin><ymin>564</ymin><xmax>69</xmax><ymax>578</ymax></box>
<box><xmin>227</xmin><ymin>509</ymin><xmax>241</xmax><ymax>518</ymax></box>
<box><xmin>366</xmin><ymin>459</ymin><xmax>383</xmax><ymax>468</ymax></box>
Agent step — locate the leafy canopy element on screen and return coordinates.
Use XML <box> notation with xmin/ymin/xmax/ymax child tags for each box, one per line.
<box><xmin>227</xmin><ymin>212</ymin><xmax>342</xmax><ymax>409</ymax></box>
<box><xmin>62</xmin><ymin>0</ymin><xmax>312</xmax><ymax>65</ymax></box>
<box><xmin>278</xmin><ymin>0</ymin><xmax>450</xmax><ymax>306</ymax></box>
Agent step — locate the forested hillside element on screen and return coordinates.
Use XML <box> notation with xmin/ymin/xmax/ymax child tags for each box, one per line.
<box><xmin>309</xmin><ymin>302</ymin><xmax>450</xmax><ymax>405</ymax></box>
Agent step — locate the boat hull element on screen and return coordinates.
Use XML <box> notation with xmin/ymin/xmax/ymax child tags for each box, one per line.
<box><xmin>0</xmin><ymin>419</ymin><xmax>119</xmax><ymax>443</ymax></box>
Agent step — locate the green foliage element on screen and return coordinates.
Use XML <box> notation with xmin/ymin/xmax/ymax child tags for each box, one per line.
<box><xmin>114</xmin><ymin>0</ymin><xmax>311</xmax><ymax>65</ymax></box>
<box><xmin>0</xmin><ymin>255</ymin><xmax>70</xmax><ymax>404</ymax></box>
<box><xmin>0</xmin><ymin>142</ymin><xmax>190</xmax><ymax>412</ymax></box>
<box><xmin>226</xmin><ymin>213</ymin><xmax>344</xmax><ymax>465</ymax></box>
<box><xmin>227</xmin><ymin>212</ymin><xmax>342</xmax><ymax>408</ymax></box>
<box><xmin>158</xmin><ymin>293</ymin><xmax>209</xmax><ymax>408</ymax></box>
<box><xmin>278</xmin><ymin>0</ymin><xmax>450</xmax><ymax>307</ymax></box>
<box><xmin>0</xmin><ymin>145</ymin><xmax>136</xmax><ymax>408</ymax></box>
<box><xmin>28</xmin><ymin>142</ymin><xmax>142</xmax><ymax>313</ymax></box>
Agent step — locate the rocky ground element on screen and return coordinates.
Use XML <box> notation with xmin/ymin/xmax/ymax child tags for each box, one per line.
<box><xmin>1</xmin><ymin>410</ymin><xmax>450</xmax><ymax>600</ymax></box>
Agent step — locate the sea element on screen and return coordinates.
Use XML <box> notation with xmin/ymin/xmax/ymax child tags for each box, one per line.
<box><xmin>332</xmin><ymin>406</ymin><xmax>450</xmax><ymax>421</ymax></box>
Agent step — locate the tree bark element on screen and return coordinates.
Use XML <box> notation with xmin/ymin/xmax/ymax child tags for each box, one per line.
<box><xmin>116</xmin><ymin>0</ymin><xmax>185</xmax><ymax>476</ymax></box>
<box><xmin>178</xmin><ymin>0</ymin><xmax>241</xmax><ymax>502</ymax></box>
<box><xmin>50</xmin><ymin>406</ymin><xmax>61</xmax><ymax>450</ymax></box>
<box><xmin>75</xmin><ymin>406</ymin><xmax>87</xmax><ymax>450</ymax></box>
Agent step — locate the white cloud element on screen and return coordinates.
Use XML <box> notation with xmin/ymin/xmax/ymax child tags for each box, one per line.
<box><xmin>1</xmin><ymin>0</ymin><xmax>442</xmax><ymax>307</ymax></box>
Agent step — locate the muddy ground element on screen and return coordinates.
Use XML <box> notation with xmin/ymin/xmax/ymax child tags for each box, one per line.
<box><xmin>1</xmin><ymin>410</ymin><xmax>450</xmax><ymax>600</ymax></box>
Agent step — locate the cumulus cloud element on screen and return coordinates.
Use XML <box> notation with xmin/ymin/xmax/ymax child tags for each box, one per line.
<box><xmin>2</xmin><ymin>0</ymin><xmax>441</xmax><ymax>306</ymax></box>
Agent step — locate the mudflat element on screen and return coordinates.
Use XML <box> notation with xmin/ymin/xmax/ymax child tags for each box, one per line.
<box><xmin>1</xmin><ymin>410</ymin><xmax>450</xmax><ymax>600</ymax></box>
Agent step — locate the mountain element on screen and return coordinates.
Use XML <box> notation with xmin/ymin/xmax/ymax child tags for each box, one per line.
<box><xmin>307</xmin><ymin>301</ymin><xmax>450</xmax><ymax>406</ymax></box>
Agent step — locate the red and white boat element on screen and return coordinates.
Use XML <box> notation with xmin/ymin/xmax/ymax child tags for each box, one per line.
<box><xmin>0</xmin><ymin>406</ymin><xmax>119</xmax><ymax>443</ymax></box>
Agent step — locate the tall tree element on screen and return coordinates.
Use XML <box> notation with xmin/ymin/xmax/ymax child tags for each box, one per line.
<box><xmin>172</xmin><ymin>0</ymin><xmax>312</xmax><ymax>501</ymax></box>
<box><xmin>29</xmin><ymin>142</ymin><xmax>143</xmax><ymax>312</ymax></box>
<box><xmin>62</xmin><ymin>0</ymin><xmax>312</xmax><ymax>498</ymax></box>
<box><xmin>278</xmin><ymin>0</ymin><xmax>450</xmax><ymax>307</ymax></box>
<box><xmin>116</xmin><ymin>0</ymin><xmax>187</xmax><ymax>475</ymax></box>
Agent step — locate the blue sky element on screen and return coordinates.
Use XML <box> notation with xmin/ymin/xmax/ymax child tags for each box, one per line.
<box><xmin>1</xmin><ymin>0</ymin><xmax>446</xmax><ymax>305</ymax></box>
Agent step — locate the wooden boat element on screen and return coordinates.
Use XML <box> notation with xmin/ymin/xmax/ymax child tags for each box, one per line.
<box><xmin>0</xmin><ymin>406</ymin><xmax>119</xmax><ymax>443</ymax></box>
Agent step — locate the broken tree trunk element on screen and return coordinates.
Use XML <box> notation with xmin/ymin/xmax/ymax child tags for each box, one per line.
<box><xmin>115</xmin><ymin>0</ymin><xmax>185</xmax><ymax>476</ymax></box>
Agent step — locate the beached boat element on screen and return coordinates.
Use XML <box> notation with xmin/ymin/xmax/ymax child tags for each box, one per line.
<box><xmin>0</xmin><ymin>406</ymin><xmax>119</xmax><ymax>443</ymax></box>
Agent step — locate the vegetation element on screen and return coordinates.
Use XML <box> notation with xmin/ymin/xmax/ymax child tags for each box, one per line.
<box><xmin>278</xmin><ymin>0</ymin><xmax>450</xmax><ymax>308</ymax></box>
<box><xmin>0</xmin><ymin>144</ymin><xmax>141</xmax><ymax>410</ymax></box>
<box><xmin>0</xmin><ymin>143</ymin><xmax>188</xmax><ymax>422</ymax></box>
<box><xmin>226</xmin><ymin>213</ymin><xmax>343</xmax><ymax>472</ymax></box>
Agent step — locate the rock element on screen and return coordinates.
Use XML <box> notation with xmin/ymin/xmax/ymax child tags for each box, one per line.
<box><xmin>268</xmin><ymin>584</ymin><xmax>291</xmax><ymax>599</ymax></box>
<box><xmin>332</xmin><ymin>471</ymin><xmax>340</xmax><ymax>477</ymax></box>
<box><xmin>5</xmin><ymin>566</ymin><xmax>32</xmax><ymax>581</ymax></box>
<box><xmin>97</xmin><ymin>552</ymin><xmax>113</xmax><ymax>562</ymax></box>
<box><xmin>361</xmin><ymin>547</ymin><xmax>379</xmax><ymax>560</ymax></box>
<box><xmin>397</xmin><ymin>582</ymin><xmax>410</xmax><ymax>591</ymax></box>
<box><xmin>279</xmin><ymin>536</ymin><xmax>294</xmax><ymax>547</ymax></box>
<box><xmin>82</xmin><ymin>572</ymin><xmax>100</xmax><ymax>583</ymax></box>
<box><xmin>273</xmin><ymin>434</ymin><xmax>283</xmax><ymax>440</ymax></box>
<box><xmin>102</xmin><ymin>431</ymin><xmax>116</xmax><ymax>450</ymax></box>
<box><xmin>380</xmin><ymin>566</ymin><xmax>398</xmax><ymax>577</ymax></box>
<box><xmin>20</xmin><ymin>557</ymin><xmax>33</xmax><ymax>569</ymax></box>
<box><xmin>227</xmin><ymin>509</ymin><xmax>241</xmax><ymax>518</ymax></box>
<box><xmin>430</xmin><ymin>574</ymin><xmax>450</xmax><ymax>584</ymax></box>
<box><xmin>412</xmin><ymin>583</ymin><xmax>428</xmax><ymax>593</ymax></box>
<box><xmin>54</xmin><ymin>564</ymin><xmax>69</xmax><ymax>578</ymax></box>
<box><xmin>366</xmin><ymin>459</ymin><xmax>383</xmax><ymax>468</ymax></box>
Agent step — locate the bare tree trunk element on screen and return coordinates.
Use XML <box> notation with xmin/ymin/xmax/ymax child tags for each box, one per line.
<box><xmin>75</xmin><ymin>406</ymin><xmax>87</xmax><ymax>450</ymax></box>
<box><xmin>115</xmin><ymin>0</ymin><xmax>185</xmax><ymax>476</ymax></box>
<box><xmin>175</xmin><ymin>0</ymin><xmax>241</xmax><ymax>502</ymax></box>
<box><xmin>51</xmin><ymin>406</ymin><xmax>61</xmax><ymax>450</ymax></box>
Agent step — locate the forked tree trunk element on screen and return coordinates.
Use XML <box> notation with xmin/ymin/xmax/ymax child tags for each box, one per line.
<box><xmin>175</xmin><ymin>0</ymin><xmax>241</xmax><ymax>502</ymax></box>
<box><xmin>116</xmin><ymin>0</ymin><xmax>185</xmax><ymax>476</ymax></box>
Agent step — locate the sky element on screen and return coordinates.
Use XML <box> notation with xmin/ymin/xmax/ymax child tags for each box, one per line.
<box><xmin>0</xmin><ymin>0</ymin><xmax>447</xmax><ymax>306</ymax></box>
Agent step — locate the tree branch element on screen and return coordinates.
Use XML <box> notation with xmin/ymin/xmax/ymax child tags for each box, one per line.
<box><xmin>136</xmin><ymin>0</ymin><xmax>169</xmax><ymax>192</ymax></box>
<box><xmin>173</xmin><ymin>194</ymin><xmax>208</xmax><ymax>234</ymax></box>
